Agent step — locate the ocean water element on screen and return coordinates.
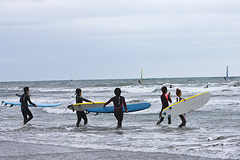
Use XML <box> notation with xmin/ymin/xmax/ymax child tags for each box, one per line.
<box><xmin>0</xmin><ymin>77</ymin><xmax>239</xmax><ymax>159</ymax></box>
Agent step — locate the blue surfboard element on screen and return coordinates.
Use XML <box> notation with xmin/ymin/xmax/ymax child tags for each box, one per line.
<box><xmin>85</xmin><ymin>103</ymin><xmax>151</xmax><ymax>113</ymax></box>
<box><xmin>2</xmin><ymin>101</ymin><xmax>62</xmax><ymax>107</ymax></box>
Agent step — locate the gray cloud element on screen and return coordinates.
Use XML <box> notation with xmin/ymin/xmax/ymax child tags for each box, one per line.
<box><xmin>0</xmin><ymin>0</ymin><xmax>239</xmax><ymax>81</ymax></box>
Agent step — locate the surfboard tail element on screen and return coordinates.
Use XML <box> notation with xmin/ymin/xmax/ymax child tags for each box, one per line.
<box><xmin>1</xmin><ymin>101</ymin><xmax>7</xmax><ymax>107</ymax></box>
<box><xmin>1</xmin><ymin>102</ymin><xmax>11</xmax><ymax>107</ymax></box>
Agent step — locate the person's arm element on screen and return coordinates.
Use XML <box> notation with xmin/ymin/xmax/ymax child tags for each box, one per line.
<box><xmin>123</xmin><ymin>98</ymin><xmax>128</xmax><ymax>113</ymax></box>
<box><xmin>160</xmin><ymin>95</ymin><xmax>164</xmax><ymax>109</ymax></box>
<box><xmin>81</xmin><ymin>97</ymin><xmax>92</xmax><ymax>103</ymax></box>
<box><xmin>28</xmin><ymin>95</ymin><xmax>36</xmax><ymax>107</ymax></box>
<box><xmin>168</xmin><ymin>92</ymin><xmax>172</xmax><ymax>103</ymax></box>
<box><xmin>103</xmin><ymin>98</ymin><xmax>112</xmax><ymax>107</ymax></box>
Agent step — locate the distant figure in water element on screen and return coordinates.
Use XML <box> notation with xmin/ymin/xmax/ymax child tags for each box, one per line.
<box><xmin>170</xmin><ymin>85</ymin><xmax>173</xmax><ymax>88</ymax></box>
<box><xmin>204</xmin><ymin>85</ymin><xmax>209</xmax><ymax>88</ymax></box>
<box><xmin>156</xmin><ymin>86</ymin><xmax>172</xmax><ymax>125</ymax></box>
<box><xmin>138</xmin><ymin>80</ymin><xmax>142</xmax><ymax>84</ymax></box>
<box><xmin>176</xmin><ymin>89</ymin><xmax>187</xmax><ymax>128</ymax></box>
<box><xmin>20</xmin><ymin>87</ymin><xmax>37</xmax><ymax>125</ymax></box>
<box><xmin>234</xmin><ymin>85</ymin><xmax>237</xmax><ymax>87</ymax></box>
<box><xmin>75</xmin><ymin>88</ymin><xmax>93</xmax><ymax>127</ymax></box>
<box><xmin>104</xmin><ymin>88</ymin><xmax>128</xmax><ymax>129</ymax></box>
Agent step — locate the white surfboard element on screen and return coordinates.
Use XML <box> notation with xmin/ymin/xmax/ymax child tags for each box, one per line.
<box><xmin>68</xmin><ymin>102</ymin><xmax>106</xmax><ymax>111</ymax></box>
<box><xmin>161</xmin><ymin>92</ymin><xmax>211</xmax><ymax>118</ymax></box>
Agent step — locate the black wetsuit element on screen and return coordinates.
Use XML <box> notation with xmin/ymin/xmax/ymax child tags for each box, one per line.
<box><xmin>177</xmin><ymin>97</ymin><xmax>187</xmax><ymax>128</ymax></box>
<box><xmin>20</xmin><ymin>93</ymin><xmax>36</xmax><ymax>124</ymax></box>
<box><xmin>157</xmin><ymin>94</ymin><xmax>172</xmax><ymax>125</ymax></box>
<box><xmin>76</xmin><ymin>96</ymin><xmax>91</xmax><ymax>127</ymax></box>
<box><xmin>104</xmin><ymin>96</ymin><xmax>127</xmax><ymax>128</ymax></box>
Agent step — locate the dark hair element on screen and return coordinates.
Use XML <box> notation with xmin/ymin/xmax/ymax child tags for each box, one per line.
<box><xmin>114</xmin><ymin>88</ymin><xmax>121</xmax><ymax>96</ymax></box>
<box><xmin>24</xmin><ymin>87</ymin><xmax>29</xmax><ymax>93</ymax></box>
<box><xmin>76</xmin><ymin>88</ymin><xmax>82</xmax><ymax>96</ymax></box>
<box><xmin>176</xmin><ymin>88</ymin><xmax>182</xmax><ymax>97</ymax></box>
<box><xmin>161</xmin><ymin>86</ymin><xmax>167</xmax><ymax>94</ymax></box>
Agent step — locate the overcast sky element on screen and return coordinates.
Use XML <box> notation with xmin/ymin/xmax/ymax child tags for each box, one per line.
<box><xmin>0</xmin><ymin>0</ymin><xmax>239</xmax><ymax>81</ymax></box>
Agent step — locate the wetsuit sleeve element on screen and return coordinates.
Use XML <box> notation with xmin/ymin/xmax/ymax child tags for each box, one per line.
<box><xmin>81</xmin><ymin>97</ymin><xmax>92</xmax><ymax>103</ymax></box>
<box><xmin>176</xmin><ymin>97</ymin><xmax>178</xmax><ymax>102</ymax></box>
<box><xmin>160</xmin><ymin>95</ymin><xmax>165</xmax><ymax>106</ymax></box>
<box><xmin>122</xmin><ymin>98</ymin><xmax>127</xmax><ymax>110</ymax></box>
<box><xmin>177</xmin><ymin>97</ymin><xmax>183</xmax><ymax>102</ymax></box>
<box><xmin>103</xmin><ymin>98</ymin><xmax>113</xmax><ymax>107</ymax></box>
<box><xmin>27</xmin><ymin>95</ymin><xmax>36</xmax><ymax>106</ymax></box>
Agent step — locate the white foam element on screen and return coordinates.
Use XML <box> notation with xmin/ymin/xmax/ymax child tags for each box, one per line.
<box><xmin>43</xmin><ymin>108</ymin><xmax>74</xmax><ymax>114</ymax></box>
<box><xmin>1</xmin><ymin>131</ymin><xmax>239</xmax><ymax>160</ymax></box>
<box><xmin>1</xmin><ymin>78</ymin><xmax>240</xmax><ymax>160</ymax></box>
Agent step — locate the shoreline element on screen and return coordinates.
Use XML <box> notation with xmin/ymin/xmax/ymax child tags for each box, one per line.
<box><xmin>0</xmin><ymin>141</ymin><xmax>226</xmax><ymax>160</ymax></box>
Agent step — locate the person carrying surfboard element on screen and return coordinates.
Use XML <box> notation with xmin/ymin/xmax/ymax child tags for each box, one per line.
<box><xmin>75</xmin><ymin>88</ymin><xmax>93</xmax><ymax>127</ymax></box>
<box><xmin>20</xmin><ymin>87</ymin><xmax>37</xmax><ymax>125</ymax></box>
<box><xmin>176</xmin><ymin>89</ymin><xmax>187</xmax><ymax>128</ymax></box>
<box><xmin>156</xmin><ymin>86</ymin><xmax>172</xmax><ymax>125</ymax></box>
<box><xmin>103</xmin><ymin>88</ymin><xmax>128</xmax><ymax>129</ymax></box>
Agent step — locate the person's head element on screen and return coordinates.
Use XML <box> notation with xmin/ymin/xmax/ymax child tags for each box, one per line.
<box><xmin>24</xmin><ymin>87</ymin><xmax>29</xmax><ymax>94</ymax></box>
<box><xmin>114</xmin><ymin>88</ymin><xmax>121</xmax><ymax>96</ymax></box>
<box><xmin>76</xmin><ymin>88</ymin><xmax>82</xmax><ymax>96</ymax></box>
<box><xmin>176</xmin><ymin>88</ymin><xmax>182</xmax><ymax>97</ymax></box>
<box><xmin>161</xmin><ymin>86</ymin><xmax>167</xmax><ymax>94</ymax></box>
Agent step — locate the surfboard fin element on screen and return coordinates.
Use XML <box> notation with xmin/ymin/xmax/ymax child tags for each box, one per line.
<box><xmin>10</xmin><ymin>104</ymin><xmax>14</xmax><ymax>107</ymax></box>
<box><xmin>64</xmin><ymin>107</ymin><xmax>68</xmax><ymax>112</ymax></box>
<box><xmin>95</xmin><ymin>113</ymin><xmax>99</xmax><ymax>116</ymax></box>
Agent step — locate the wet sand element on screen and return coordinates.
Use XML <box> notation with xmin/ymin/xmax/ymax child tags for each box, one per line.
<box><xmin>0</xmin><ymin>141</ymin><xmax>225</xmax><ymax>160</ymax></box>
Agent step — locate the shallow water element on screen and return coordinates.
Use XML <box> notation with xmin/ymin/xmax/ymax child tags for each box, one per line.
<box><xmin>0</xmin><ymin>77</ymin><xmax>240</xmax><ymax>159</ymax></box>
